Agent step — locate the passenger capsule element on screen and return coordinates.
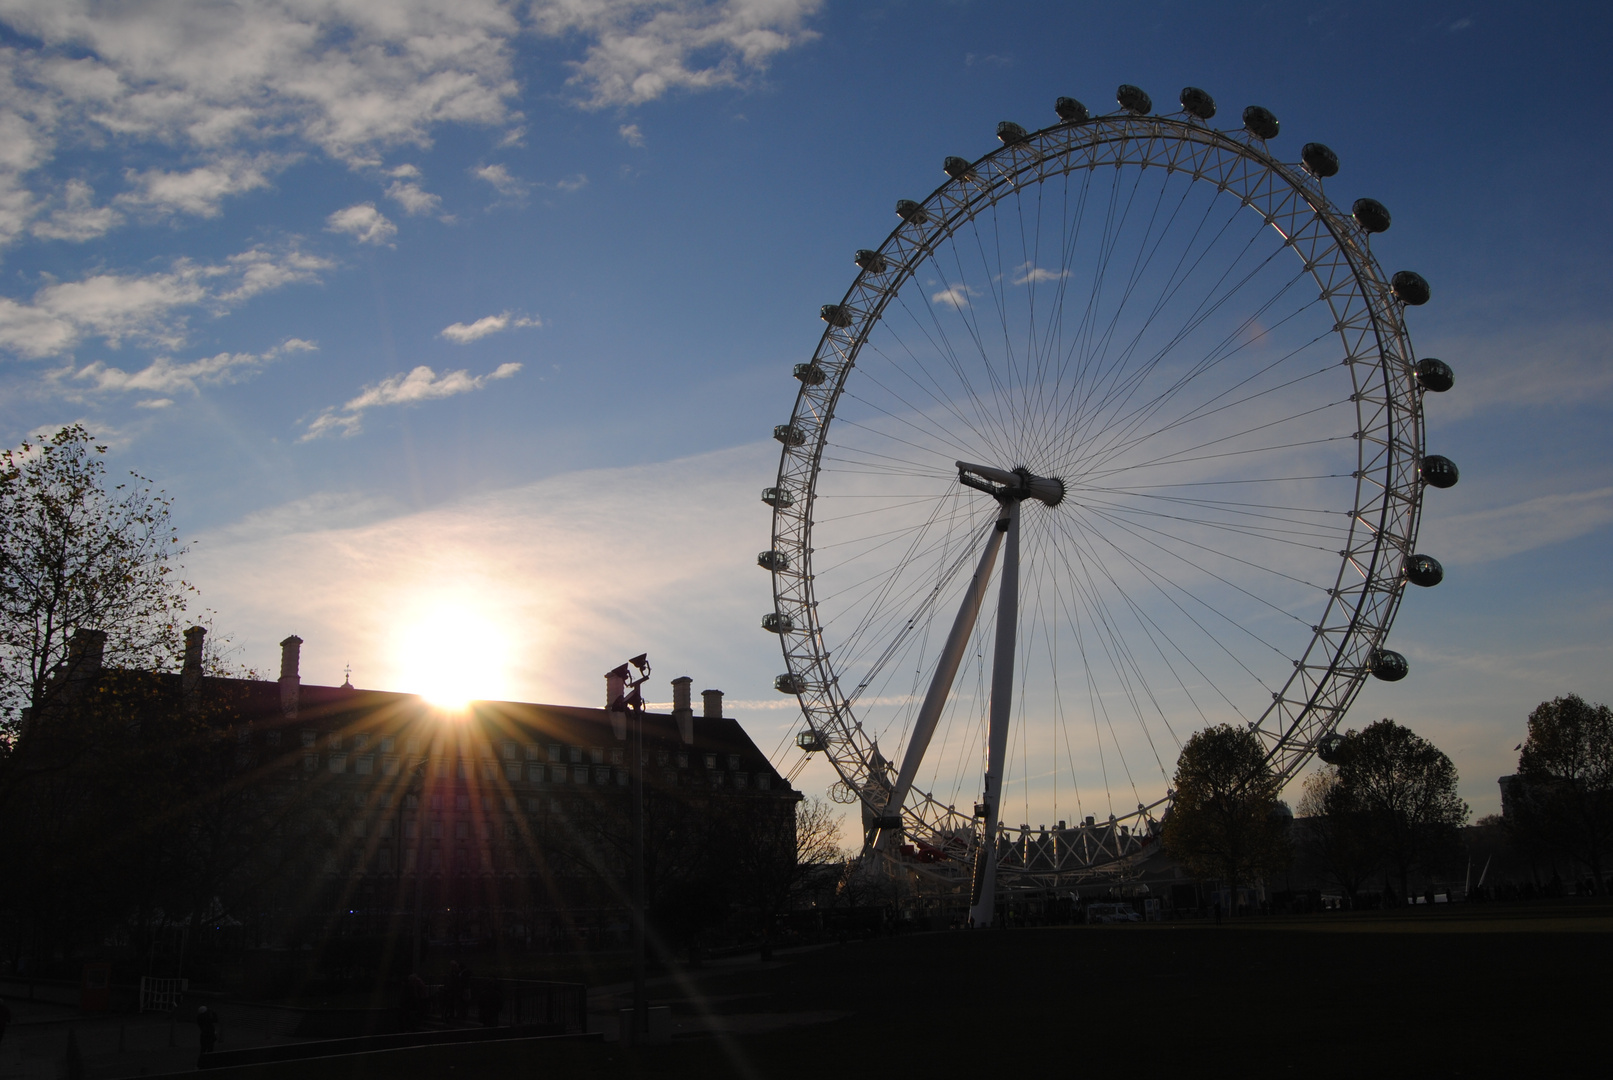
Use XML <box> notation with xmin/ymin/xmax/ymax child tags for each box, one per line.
<box><xmin>774</xmin><ymin>673</ymin><xmax>806</xmax><ymax>694</ymax></box>
<box><xmin>855</xmin><ymin>249</ymin><xmax>887</xmax><ymax>273</ymax></box>
<box><xmin>1403</xmin><ymin>554</ymin><xmax>1444</xmax><ymax>588</ymax></box>
<box><xmin>773</xmin><ymin>424</ymin><xmax>806</xmax><ymax>447</ymax></box>
<box><xmin>1392</xmin><ymin>271</ymin><xmax>1431</xmax><ymax>306</ymax></box>
<box><xmin>762</xmin><ymin>486</ymin><xmax>794</xmax><ymax>508</ymax></box>
<box><xmin>796</xmin><ymin>729</ymin><xmax>827</xmax><ymax>753</ymax></box>
<box><xmin>1415</xmin><ymin>358</ymin><xmax>1454</xmax><ymax>393</ymax></box>
<box><xmin>1301</xmin><ymin>142</ymin><xmax>1339</xmax><ymax>178</ymax></box>
<box><xmin>895</xmin><ymin>199</ymin><xmax>930</xmax><ymax>223</ymax></box>
<box><xmin>793</xmin><ymin>362</ymin><xmax>826</xmax><ymax>386</ymax></box>
<box><xmin>1352</xmin><ymin>198</ymin><xmax>1392</xmax><ymax>234</ymax></box>
<box><xmin>762</xmin><ymin>612</ymin><xmax>794</xmax><ymax>634</ymax></box>
<box><xmin>1117</xmin><ymin>84</ymin><xmax>1152</xmax><ymax>115</ymax></box>
<box><xmin>757</xmin><ymin>549</ymin><xmax>790</xmax><ymax>571</ymax></box>
<box><xmin>820</xmin><ymin>304</ymin><xmax>852</xmax><ymax>328</ymax></box>
<box><xmin>1420</xmin><ymin>455</ymin><xmax>1459</xmax><ymax>489</ymax></box>
<box><xmin>1368</xmin><ymin>648</ymin><xmax>1409</xmax><ymax>682</ymax></box>
<box><xmin>1317</xmin><ymin>732</ymin><xmax>1347</xmax><ymax>764</ymax></box>
<box><xmin>943</xmin><ymin>156</ymin><xmax>976</xmax><ymax>181</ymax></box>
<box><xmin>1054</xmin><ymin>96</ymin><xmax>1090</xmax><ymax>123</ymax></box>
<box><xmin>1243</xmin><ymin>105</ymin><xmax>1280</xmax><ymax>140</ymax></box>
<box><xmin>1179</xmin><ymin>86</ymin><xmax>1216</xmax><ymax>119</ymax></box>
<box><xmin>996</xmin><ymin>120</ymin><xmax>1029</xmax><ymax>146</ymax></box>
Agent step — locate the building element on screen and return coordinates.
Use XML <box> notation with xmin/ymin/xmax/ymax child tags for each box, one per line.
<box><xmin>13</xmin><ymin>627</ymin><xmax>802</xmax><ymax>958</ymax></box>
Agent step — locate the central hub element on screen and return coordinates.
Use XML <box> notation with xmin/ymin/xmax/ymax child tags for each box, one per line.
<box><xmin>956</xmin><ymin>461</ymin><xmax>1065</xmax><ymax>507</ymax></box>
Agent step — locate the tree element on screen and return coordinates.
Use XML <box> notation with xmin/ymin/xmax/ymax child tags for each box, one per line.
<box><xmin>1510</xmin><ymin>694</ymin><xmax>1613</xmax><ymax>894</ymax></box>
<box><xmin>0</xmin><ymin>424</ymin><xmax>191</xmax><ymax>754</ymax></box>
<box><xmin>1297</xmin><ymin>766</ymin><xmax>1381</xmax><ymax>906</ymax></box>
<box><xmin>1161</xmin><ymin>724</ymin><xmax>1289</xmax><ymax>902</ymax></box>
<box><xmin>1332</xmin><ymin>719</ymin><xmax>1467</xmax><ymax>902</ymax></box>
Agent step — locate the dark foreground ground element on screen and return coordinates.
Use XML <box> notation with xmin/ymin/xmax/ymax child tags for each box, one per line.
<box><xmin>39</xmin><ymin>901</ymin><xmax>1613</xmax><ymax>1079</ymax></box>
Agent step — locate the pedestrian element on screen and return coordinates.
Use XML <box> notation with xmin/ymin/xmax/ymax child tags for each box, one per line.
<box><xmin>196</xmin><ymin>1005</ymin><xmax>219</xmax><ymax>1059</ymax></box>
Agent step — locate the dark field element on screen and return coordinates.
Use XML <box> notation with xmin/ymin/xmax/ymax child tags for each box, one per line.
<box><xmin>194</xmin><ymin>901</ymin><xmax>1613</xmax><ymax>1079</ymax></box>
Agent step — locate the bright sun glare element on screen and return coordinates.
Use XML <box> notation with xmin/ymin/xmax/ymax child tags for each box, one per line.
<box><xmin>395</xmin><ymin>599</ymin><xmax>513</xmax><ymax>709</ymax></box>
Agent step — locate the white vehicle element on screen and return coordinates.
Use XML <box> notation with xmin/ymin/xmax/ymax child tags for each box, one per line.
<box><xmin>1085</xmin><ymin>903</ymin><xmax>1140</xmax><ymax>924</ymax></box>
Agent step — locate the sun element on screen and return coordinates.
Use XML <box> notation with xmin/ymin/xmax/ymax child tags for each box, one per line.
<box><xmin>393</xmin><ymin>597</ymin><xmax>513</xmax><ymax>710</ymax></box>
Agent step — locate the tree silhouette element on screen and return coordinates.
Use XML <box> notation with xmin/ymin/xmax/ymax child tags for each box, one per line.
<box><xmin>1331</xmin><ymin>719</ymin><xmax>1467</xmax><ymax>903</ymax></box>
<box><xmin>1161</xmin><ymin>723</ymin><xmax>1288</xmax><ymax>902</ymax></box>
<box><xmin>1509</xmin><ymin>695</ymin><xmax>1613</xmax><ymax>894</ymax></box>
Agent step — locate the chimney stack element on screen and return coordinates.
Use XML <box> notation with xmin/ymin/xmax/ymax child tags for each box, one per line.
<box><xmin>671</xmin><ymin>676</ymin><xmax>694</xmax><ymax>745</ymax></box>
<box><xmin>63</xmin><ymin>629</ymin><xmax>107</xmax><ymax>702</ymax></box>
<box><xmin>183</xmin><ymin>626</ymin><xmax>205</xmax><ymax>709</ymax></box>
<box><xmin>702</xmin><ymin>689</ymin><xmax>724</xmax><ymax>720</ymax></box>
<box><xmin>279</xmin><ymin>635</ymin><xmax>302</xmax><ymax>718</ymax></box>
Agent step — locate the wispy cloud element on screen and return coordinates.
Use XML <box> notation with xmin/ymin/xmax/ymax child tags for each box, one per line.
<box><xmin>440</xmin><ymin>312</ymin><xmax>540</xmax><ymax>343</ymax></box>
<box><xmin>385</xmin><ymin>179</ymin><xmax>442</xmax><ymax>217</ymax></box>
<box><xmin>301</xmin><ymin>362</ymin><xmax>522</xmax><ymax>440</ymax></box>
<box><xmin>1012</xmin><ymin>263</ymin><xmax>1069</xmax><ymax>286</ymax></box>
<box><xmin>325</xmin><ymin>202</ymin><xmax>396</xmax><ymax>245</ymax></box>
<box><xmin>550</xmin><ymin>173</ymin><xmax>587</xmax><ymax>193</ymax></box>
<box><xmin>931</xmin><ymin>284</ymin><xmax>975</xmax><ymax>309</ymax></box>
<box><xmin>31</xmin><ymin>179</ymin><xmax>122</xmax><ymax>241</ymax></box>
<box><xmin>0</xmin><ymin>247</ymin><xmax>330</xmax><ymax>358</ymax></box>
<box><xmin>619</xmin><ymin>123</ymin><xmax>645</xmax><ymax>147</ymax></box>
<box><xmin>471</xmin><ymin>163</ymin><xmax>528</xmax><ymax>198</ymax></box>
<box><xmin>1420</xmin><ymin>486</ymin><xmax>1613</xmax><ymax>565</ymax></box>
<box><xmin>116</xmin><ymin>155</ymin><xmax>283</xmax><ymax>219</ymax></box>
<box><xmin>70</xmin><ymin>338</ymin><xmax>315</xmax><ymax>398</ymax></box>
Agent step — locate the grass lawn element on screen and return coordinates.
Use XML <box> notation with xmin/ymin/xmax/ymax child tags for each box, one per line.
<box><xmin>198</xmin><ymin>900</ymin><xmax>1613</xmax><ymax>1078</ymax></box>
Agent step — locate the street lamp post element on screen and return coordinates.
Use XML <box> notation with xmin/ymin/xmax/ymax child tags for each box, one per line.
<box><xmin>608</xmin><ymin>654</ymin><xmax>651</xmax><ymax>1043</ymax></box>
<box><xmin>405</xmin><ymin>759</ymin><xmax>429</xmax><ymax>974</ymax></box>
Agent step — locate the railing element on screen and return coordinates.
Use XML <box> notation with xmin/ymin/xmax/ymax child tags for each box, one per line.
<box><xmin>424</xmin><ymin>977</ymin><xmax>586</xmax><ymax>1034</ymax></box>
<box><xmin>138</xmin><ymin>975</ymin><xmax>188</xmax><ymax>1012</ymax></box>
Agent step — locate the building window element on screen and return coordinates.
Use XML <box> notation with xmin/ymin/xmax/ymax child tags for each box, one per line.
<box><xmin>456</xmin><ymin>760</ymin><xmax>468</xmax><ymax>780</ymax></box>
<box><xmin>429</xmin><ymin>848</ymin><xmax>443</xmax><ymax>871</ymax></box>
<box><xmin>406</xmin><ymin>736</ymin><xmax>421</xmax><ymax>753</ymax></box>
<box><xmin>303</xmin><ymin>753</ymin><xmax>318</xmax><ymax>773</ymax></box>
<box><xmin>329</xmin><ymin>734</ymin><xmax>343</xmax><ymax>750</ymax></box>
<box><xmin>329</xmin><ymin>754</ymin><xmax>347</xmax><ymax>774</ymax></box>
<box><xmin>525</xmin><ymin>743</ymin><xmax>541</xmax><ymax>761</ymax></box>
<box><xmin>505</xmin><ymin>761</ymin><xmax>521</xmax><ymax>782</ymax></box>
<box><xmin>616</xmin><ymin>769</ymin><xmax>629</xmax><ymax>786</ymax></box>
<box><xmin>354</xmin><ymin>819</ymin><xmax>367</xmax><ymax>838</ymax></box>
<box><xmin>589</xmin><ymin>747</ymin><xmax>605</xmax><ymax>765</ymax></box>
<box><xmin>728</xmin><ymin>754</ymin><xmax>741</xmax><ymax>770</ymax></box>
<box><xmin>710</xmin><ymin>772</ymin><xmax>724</xmax><ymax>787</ymax></box>
<box><xmin>380</xmin><ymin>819</ymin><xmax>395</xmax><ymax>838</ymax></box>
<box><xmin>354</xmin><ymin>733</ymin><xmax>370</xmax><ymax>750</ymax></box>
<box><xmin>549</xmin><ymin>745</ymin><xmax>563</xmax><ymax>762</ymax></box>
<box><xmin>528</xmin><ymin>763</ymin><xmax>545</xmax><ymax>783</ymax></box>
<box><xmin>501</xmin><ymin>741</ymin><xmax>518</xmax><ymax>761</ymax></box>
<box><xmin>656</xmin><ymin>750</ymin><xmax>669</xmax><ymax>766</ymax></box>
<box><xmin>676</xmin><ymin>753</ymin><xmax>689</xmax><ymax>768</ymax></box>
<box><xmin>404</xmin><ymin>820</ymin><xmax>418</xmax><ymax>840</ymax></box>
<box><xmin>455</xmin><ymin>821</ymin><xmax>470</xmax><ymax>840</ymax></box>
<box><xmin>664</xmin><ymin>770</ymin><xmax>678</xmax><ymax>786</ymax></box>
<box><xmin>573</xmin><ymin>765</ymin><xmax>588</xmax><ymax>784</ymax></box>
<box><xmin>551</xmin><ymin>765</ymin><xmax>567</xmax><ymax>783</ymax></box>
<box><xmin>609</xmin><ymin>748</ymin><xmax>624</xmax><ymax>765</ymax></box>
<box><xmin>734</xmin><ymin>772</ymin><xmax>748</xmax><ymax>789</ymax></box>
<box><xmin>482</xmin><ymin>760</ymin><xmax>498</xmax><ymax>780</ymax></box>
<box><xmin>382</xmin><ymin>736</ymin><xmax>396</xmax><ymax>752</ymax></box>
<box><xmin>265</xmin><ymin>730</ymin><xmax>281</xmax><ymax>747</ymax></box>
<box><xmin>301</xmin><ymin>730</ymin><xmax>316</xmax><ymax>748</ymax></box>
<box><xmin>379</xmin><ymin>848</ymin><xmax>393</xmax><ymax>871</ymax></box>
<box><xmin>356</xmin><ymin>755</ymin><xmax>374</xmax><ymax>776</ymax></box>
<box><xmin>593</xmin><ymin>766</ymin><xmax>610</xmax><ymax>784</ymax></box>
<box><xmin>429</xmin><ymin>793</ymin><xmax>442</xmax><ymax>811</ymax></box>
<box><xmin>757</xmin><ymin>775</ymin><xmax>771</xmax><ymax>791</ymax></box>
<box><xmin>456</xmin><ymin>794</ymin><xmax>470</xmax><ymax>812</ymax></box>
<box><xmin>704</xmin><ymin>754</ymin><xmax>717</xmax><ymax>769</ymax></box>
<box><xmin>569</xmin><ymin>747</ymin><xmax>583</xmax><ymax>764</ymax></box>
<box><xmin>383</xmin><ymin>755</ymin><xmax>399</xmax><ymax>776</ymax></box>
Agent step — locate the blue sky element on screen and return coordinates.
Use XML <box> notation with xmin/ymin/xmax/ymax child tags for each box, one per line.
<box><xmin>1</xmin><ymin>0</ymin><xmax>1609</xmax><ymax>821</ymax></box>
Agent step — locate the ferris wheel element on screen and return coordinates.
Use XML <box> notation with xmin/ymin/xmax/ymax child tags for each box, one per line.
<box><xmin>760</xmin><ymin>85</ymin><xmax>1456</xmax><ymax>924</ymax></box>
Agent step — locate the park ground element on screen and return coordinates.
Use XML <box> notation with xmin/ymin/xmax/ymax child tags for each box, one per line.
<box><xmin>5</xmin><ymin>900</ymin><xmax>1609</xmax><ymax>1078</ymax></box>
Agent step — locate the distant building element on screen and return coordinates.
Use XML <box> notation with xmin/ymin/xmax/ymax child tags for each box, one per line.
<box><xmin>22</xmin><ymin>626</ymin><xmax>801</xmax><ymax>948</ymax></box>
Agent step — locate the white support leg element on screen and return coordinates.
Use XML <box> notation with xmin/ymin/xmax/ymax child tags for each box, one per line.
<box><xmin>969</xmin><ymin>498</ymin><xmax>1020</xmax><ymax>929</ymax></box>
<box><xmin>875</xmin><ymin>512</ymin><xmax>1010</xmax><ymax>847</ymax></box>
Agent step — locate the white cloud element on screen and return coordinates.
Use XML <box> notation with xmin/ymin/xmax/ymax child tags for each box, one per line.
<box><xmin>385</xmin><ymin>179</ymin><xmax>442</xmax><ymax>216</ymax></box>
<box><xmin>325</xmin><ymin>202</ymin><xmax>396</xmax><ymax>245</ymax></box>
<box><xmin>70</xmin><ymin>337</ymin><xmax>315</xmax><ymax>396</ymax></box>
<box><xmin>134</xmin><ymin>397</ymin><xmax>172</xmax><ymax>408</ymax></box>
<box><xmin>116</xmin><ymin>154</ymin><xmax>281</xmax><ymax>218</ymax></box>
<box><xmin>931</xmin><ymin>284</ymin><xmax>974</xmax><ymax>309</ymax></box>
<box><xmin>551</xmin><ymin>173</ymin><xmax>587</xmax><ymax>193</ymax></box>
<box><xmin>618</xmin><ymin>123</ymin><xmax>644</xmax><ymax>147</ymax></box>
<box><xmin>1420</xmin><ymin>320</ymin><xmax>1613</xmax><ymax>424</ymax></box>
<box><xmin>0</xmin><ymin>246</ymin><xmax>329</xmax><ymax>358</ymax></box>
<box><xmin>301</xmin><ymin>361</ymin><xmax>521</xmax><ymax>440</ymax></box>
<box><xmin>440</xmin><ymin>311</ymin><xmax>540</xmax><ymax>343</ymax></box>
<box><xmin>31</xmin><ymin>178</ymin><xmax>122</xmax><ymax>240</ymax></box>
<box><xmin>532</xmin><ymin>0</ymin><xmax>824</xmax><ymax>107</ymax></box>
<box><xmin>471</xmin><ymin>163</ymin><xmax>527</xmax><ymax>197</ymax></box>
<box><xmin>1012</xmin><ymin>263</ymin><xmax>1070</xmax><ymax>286</ymax></box>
